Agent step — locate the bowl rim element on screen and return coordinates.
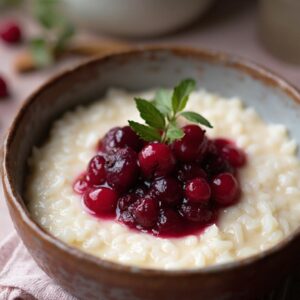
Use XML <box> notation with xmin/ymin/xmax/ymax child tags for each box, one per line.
<box><xmin>2</xmin><ymin>45</ymin><xmax>300</xmax><ymax>276</ymax></box>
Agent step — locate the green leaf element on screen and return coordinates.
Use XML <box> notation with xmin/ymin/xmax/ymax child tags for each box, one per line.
<box><xmin>34</xmin><ymin>0</ymin><xmax>60</xmax><ymax>29</ymax></box>
<box><xmin>166</xmin><ymin>122</ymin><xmax>184</xmax><ymax>143</ymax></box>
<box><xmin>181</xmin><ymin>111</ymin><xmax>213</xmax><ymax>128</ymax></box>
<box><xmin>153</xmin><ymin>89</ymin><xmax>172</xmax><ymax>116</ymax></box>
<box><xmin>54</xmin><ymin>23</ymin><xmax>75</xmax><ymax>54</ymax></box>
<box><xmin>172</xmin><ymin>79</ymin><xmax>196</xmax><ymax>113</ymax></box>
<box><xmin>29</xmin><ymin>38</ymin><xmax>54</xmax><ymax>67</ymax></box>
<box><xmin>135</xmin><ymin>98</ymin><xmax>165</xmax><ymax>129</ymax></box>
<box><xmin>128</xmin><ymin>121</ymin><xmax>161</xmax><ymax>142</ymax></box>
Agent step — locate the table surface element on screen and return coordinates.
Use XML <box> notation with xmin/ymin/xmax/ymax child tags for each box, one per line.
<box><xmin>0</xmin><ymin>0</ymin><xmax>299</xmax><ymax>258</ymax></box>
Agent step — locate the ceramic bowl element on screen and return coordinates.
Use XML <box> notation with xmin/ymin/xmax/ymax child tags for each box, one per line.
<box><xmin>61</xmin><ymin>0</ymin><xmax>214</xmax><ymax>37</ymax></box>
<box><xmin>2</xmin><ymin>47</ymin><xmax>300</xmax><ymax>300</ymax></box>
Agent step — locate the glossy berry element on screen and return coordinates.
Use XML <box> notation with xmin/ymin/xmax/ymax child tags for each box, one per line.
<box><xmin>177</xmin><ymin>163</ymin><xmax>206</xmax><ymax>181</ymax></box>
<box><xmin>152</xmin><ymin>177</ymin><xmax>182</xmax><ymax>206</ymax></box>
<box><xmin>98</xmin><ymin>126</ymin><xmax>143</xmax><ymax>152</ymax></box>
<box><xmin>86</xmin><ymin>155</ymin><xmax>106</xmax><ymax>185</ymax></box>
<box><xmin>214</xmin><ymin>138</ymin><xmax>232</xmax><ymax>150</ymax></box>
<box><xmin>157</xmin><ymin>208</ymin><xmax>183</xmax><ymax>236</ymax></box>
<box><xmin>133</xmin><ymin>197</ymin><xmax>159</xmax><ymax>228</ymax></box>
<box><xmin>138</xmin><ymin>142</ymin><xmax>175</xmax><ymax>178</ymax></box>
<box><xmin>185</xmin><ymin>177</ymin><xmax>211</xmax><ymax>203</ymax></box>
<box><xmin>179</xmin><ymin>201</ymin><xmax>213</xmax><ymax>223</ymax></box>
<box><xmin>220</xmin><ymin>145</ymin><xmax>246</xmax><ymax>168</ymax></box>
<box><xmin>84</xmin><ymin>187</ymin><xmax>118</xmax><ymax>216</ymax></box>
<box><xmin>211</xmin><ymin>172</ymin><xmax>239</xmax><ymax>206</ymax></box>
<box><xmin>106</xmin><ymin>147</ymin><xmax>139</xmax><ymax>193</ymax></box>
<box><xmin>118</xmin><ymin>194</ymin><xmax>136</xmax><ymax>211</ymax></box>
<box><xmin>0</xmin><ymin>21</ymin><xmax>22</xmax><ymax>44</ymax></box>
<box><xmin>172</xmin><ymin>125</ymin><xmax>206</xmax><ymax>162</ymax></box>
<box><xmin>73</xmin><ymin>173</ymin><xmax>89</xmax><ymax>194</ymax></box>
<box><xmin>0</xmin><ymin>76</ymin><xmax>8</xmax><ymax>98</ymax></box>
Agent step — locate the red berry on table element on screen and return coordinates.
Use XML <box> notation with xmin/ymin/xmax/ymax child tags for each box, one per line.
<box><xmin>105</xmin><ymin>147</ymin><xmax>139</xmax><ymax>193</ymax></box>
<box><xmin>0</xmin><ymin>21</ymin><xmax>22</xmax><ymax>44</ymax></box>
<box><xmin>86</xmin><ymin>154</ymin><xmax>106</xmax><ymax>185</ymax></box>
<box><xmin>0</xmin><ymin>76</ymin><xmax>9</xmax><ymax>98</ymax></box>
<box><xmin>185</xmin><ymin>177</ymin><xmax>211</xmax><ymax>204</ymax></box>
<box><xmin>133</xmin><ymin>197</ymin><xmax>159</xmax><ymax>228</ymax></box>
<box><xmin>172</xmin><ymin>125</ymin><xmax>207</xmax><ymax>162</ymax></box>
<box><xmin>98</xmin><ymin>126</ymin><xmax>143</xmax><ymax>152</ymax></box>
<box><xmin>211</xmin><ymin>172</ymin><xmax>239</xmax><ymax>206</ymax></box>
<box><xmin>138</xmin><ymin>142</ymin><xmax>175</xmax><ymax>178</ymax></box>
<box><xmin>152</xmin><ymin>176</ymin><xmax>182</xmax><ymax>206</ymax></box>
<box><xmin>84</xmin><ymin>187</ymin><xmax>118</xmax><ymax>216</ymax></box>
<box><xmin>220</xmin><ymin>145</ymin><xmax>246</xmax><ymax>168</ymax></box>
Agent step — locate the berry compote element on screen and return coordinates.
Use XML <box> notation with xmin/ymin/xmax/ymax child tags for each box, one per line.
<box><xmin>73</xmin><ymin>124</ymin><xmax>246</xmax><ymax>238</ymax></box>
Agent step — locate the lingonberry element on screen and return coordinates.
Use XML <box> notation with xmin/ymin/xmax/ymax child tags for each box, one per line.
<box><xmin>185</xmin><ymin>177</ymin><xmax>211</xmax><ymax>204</ymax></box>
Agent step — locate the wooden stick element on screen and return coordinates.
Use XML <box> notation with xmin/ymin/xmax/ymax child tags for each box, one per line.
<box><xmin>14</xmin><ymin>40</ymin><xmax>131</xmax><ymax>73</ymax></box>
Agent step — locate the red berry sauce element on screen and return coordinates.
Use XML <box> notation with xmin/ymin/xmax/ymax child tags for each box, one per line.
<box><xmin>73</xmin><ymin>124</ymin><xmax>247</xmax><ymax>238</ymax></box>
<box><xmin>0</xmin><ymin>21</ymin><xmax>22</xmax><ymax>44</ymax></box>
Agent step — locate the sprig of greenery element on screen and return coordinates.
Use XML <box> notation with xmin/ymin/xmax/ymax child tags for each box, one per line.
<box><xmin>30</xmin><ymin>0</ymin><xmax>75</xmax><ymax>68</ymax></box>
<box><xmin>129</xmin><ymin>79</ymin><xmax>213</xmax><ymax>144</ymax></box>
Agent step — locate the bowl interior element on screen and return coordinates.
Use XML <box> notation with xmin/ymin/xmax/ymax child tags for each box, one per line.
<box><xmin>6</xmin><ymin>47</ymin><xmax>300</xmax><ymax>219</ymax></box>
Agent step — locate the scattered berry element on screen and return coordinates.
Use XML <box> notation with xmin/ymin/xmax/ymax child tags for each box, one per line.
<box><xmin>84</xmin><ymin>187</ymin><xmax>118</xmax><ymax>216</ymax></box>
<box><xmin>0</xmin><ymin>21</ymin><xmax>22</xmax><ymax>44</ymax></box>
<box><xmin>220</xmin><ymin>145</ymin><xmax>246</xmax><ymax>168</ymax></box>
<box><xmin>0</xmin><ymin>76</ymin><xmax>8</xmax><ymax>98</ymax></box>
<box><xmin>185</xmin><ymin>177</ymin><xmax>211</xmax><ymax>203</ymax></box>
<box><xmin>177</xmin><ymin>163</ymin><xmax>206</xmax><ymax>181</ymax></box>
<box><xmin>138</xmin><ymin>142</ymin><xmax>175</xmax><ymax>178</ymax></box>
<box><xmin>212</xmin><ymin>172</ymin><xmax>239</xmax><ymax>206</ymax></box>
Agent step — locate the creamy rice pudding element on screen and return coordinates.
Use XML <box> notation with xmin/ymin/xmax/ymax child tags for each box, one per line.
<box><xmin>26</xmin><ymin>88</ymin><xmax>300</xmax><ymax>269</ymax></box>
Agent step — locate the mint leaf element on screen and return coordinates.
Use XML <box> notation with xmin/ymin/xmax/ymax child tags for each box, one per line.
<box><xmin>153</xmin><ymin>89</ymin><xmax>172</xmax><ymax>116</ymax></box>
<box><xmin>166</xmin><ymin>121</ymin><xmax>184</xmax><ymax>143</ymax></box>
<box><xmin>54</xmin><ymin>23</ymin><xmax>75</xmax><ymax>54</ymax></box>
<box><xmin>128</xmin><ymin>121</ymin><xmax>161</xmax><ymax>142</ymax></box>
<box><xmin>135</xmin><ymin>98</ymin><xmax>165</xmax><ymax>129</ymax></box>
<box><xmin>29</xmin><ymin>38</ymin><xmax>54</xmax><ymax>67</ymax></box>
<box><xmin>172</xmin><ymin>79</ymin><xmax>196</xmax><ymax>113</ymax></box>
<box><xmin>181</xmin><ymin>111</ymin><xmax>213</xmax><ymax>128</ymax></box>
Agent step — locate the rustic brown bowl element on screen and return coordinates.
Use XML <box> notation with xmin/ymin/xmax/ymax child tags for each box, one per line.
<box><xmin>2</xmin><ymin>46</ymin><xmax>300</xmax><ymax>300</ymax></box>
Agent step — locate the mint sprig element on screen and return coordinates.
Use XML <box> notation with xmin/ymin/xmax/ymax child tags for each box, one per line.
<box><xmin>129</xmin><ymin>79</ymin><xmax>213</xmax><ymax>144</ymax></box>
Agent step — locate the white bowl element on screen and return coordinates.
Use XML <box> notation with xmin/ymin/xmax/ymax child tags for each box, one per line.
<box><xmin>61</xmin><ymin>0</ymin><xmax>214</xmax><ymax>37</ymax></box>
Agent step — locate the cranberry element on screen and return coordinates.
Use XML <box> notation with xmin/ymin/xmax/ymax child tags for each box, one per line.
<box><xmin>98</xmin><ymin>126</ymin><xmax>143</xmax><ymax>152</ymax></box>
<box><xmin>179</xmin><ymin>201</ymin><xmax>213</xmax><ymax>223</ymax></box>
<box><xmin>157</xmin><ymin>208</ymin><xmax>183</xmax><ymax>235</ymax></box>
<box><xmin>220</xmin><ymin>145</ymin><xmax>246</xmax><ymax>168</ymax></box>
<box><xmin>203</xmin><ymin>152</ymin><xmax>234</xmax><ymax>177</ymax></box>
<box><xmin>185</xmin><ymin>177</ymin><xmax>211</xmax><ymax>204</ymax></box>
<box><xmin>105</xmin><ymin>147</ymin><xmax>139</xmax><ymax>193</ymax></box>
<box><xmin>152</xmin><ymin>177</ymin><xmax>182</xmax><ymax>206</ymax></box>
<box><xmin>73</xmin><ymin>173</ymin><xmax>89</xmax><ymax>194</ymax></box>
<box><xmin>0</xmin><ymin>21</ymin><xmax>22</xmax><ymax>44</ymax></box>
<box><xmin>84</xmin><ymin>187</ymin><xmax>118</xmax><ymax>216</ymax></box>
<box><xmin>138</xmin><ymin>142</ymin><xmax>175</xmax><ymax>178</ymax></box>
<box><xmin>214</xmin><ymin>138</ymin><xmax>232</xmax><ymax>150</ymax></box>
<box><xmin>177</xmin><ymin>163</ymin><xmax>206</xmax><ymax>181</ymax></box>
<box><xmin>172</xmin><ymin>125</ymin><xmax>207</xmax><ymax>162</ymax></box>
<box><xmin>133</xmin><ymin>197</ymin><xmax>159</xmax><ymax>228</ymax></box>
<box><xmin>118</xmin><ymin>210</ymin><xmax>135</xmax><ymax>227</ymax></box>
<box><xmin>0</xmin><ymin>76</ymin><xmax>8</xmax><ymax>98</ymax></box>
<box><xmin>86</xmin><ymin>155</ymin><xmax>106</xmax><ymax>185</ymax></box>
<box><xmin>118</xmin><ymin>194</ymin><xmax>136</xmax><ymax>211</ymax></box>
<box><xmin>211</xmin><ymin>172</ymin><xmax>239</xmax><ymax>206</ymax></box>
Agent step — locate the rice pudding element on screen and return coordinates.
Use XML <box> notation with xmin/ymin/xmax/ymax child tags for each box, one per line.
<box><xmin>26</xmin><ymin>88</ymin><xmax>300</xmax><ymax>269</ymax></box>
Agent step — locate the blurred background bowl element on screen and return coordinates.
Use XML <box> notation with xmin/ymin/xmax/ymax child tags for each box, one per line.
<box><xmin>61</xmin><ymin>0</ymin><xmax>214</xmax><ymax>37</ymax></box>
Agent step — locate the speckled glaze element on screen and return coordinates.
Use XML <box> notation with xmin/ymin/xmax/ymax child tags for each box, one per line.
<box><xmin>2</xmin><ymin>47</ymin><xmax>300</xmax><ymax>300</ymax></box>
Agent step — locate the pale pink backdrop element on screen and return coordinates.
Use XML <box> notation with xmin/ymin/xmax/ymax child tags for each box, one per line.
<box><xmin>0</xmin><ymin>0</ymin><xmax>300</xmax><ymax>240</ymax></box>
